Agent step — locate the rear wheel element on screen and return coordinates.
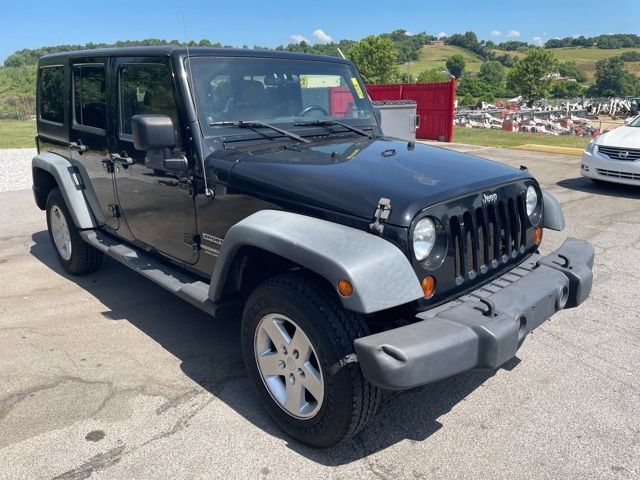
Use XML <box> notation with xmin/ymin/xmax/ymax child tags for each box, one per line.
<box><xmin>46</xmin><ymin>188</ymin><xmax>103</xmax><ymax>275</ymax></box>
<box><xmin>241</xmin><ymin>272</ymin><xmax>380</xmax><ymax>447</ymax></box>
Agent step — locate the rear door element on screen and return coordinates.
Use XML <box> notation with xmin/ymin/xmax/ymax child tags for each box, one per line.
<box><xmin>111</xmin><ymin>57</ymin><xmax>198</xmax><ymax>264</ymax></box>
<box><xmin>69</xmin><ymin>57</ymin><xmax>118</xmax><ymax>229</ymax></box>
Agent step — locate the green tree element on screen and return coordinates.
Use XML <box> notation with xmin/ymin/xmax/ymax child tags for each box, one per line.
<box><xmin>445</xmin><ymin>54</ymin><xmax>466</xmax><ymax>78</ymax></box>
<box><xmin>551</xmin><ymin>81</ymin><xmax>585</xmax><ymax>98</ymax></box>
<box><xmin>589</xmin><ymin>57</ymin><xmax>639</xmax><ymax>96</ymax></box>
<box><xmin>417</xmin><ymin>69</ymin><xmax>450</xmax><ymax>83</ymax></box>
<box><xmin>459</xmin><ymin>93</ymin><xmax>475</xmax><ymax>106</ymax></box>
<box><xmin>348</xmin><ymin>36</ymin><xmax>399</xmax><ymax>84</ymax></box>
<box><xmin>456</xmin><ymin>76</ymin><xmax>490</xmax><ymax>97</ymax></box>
<box><xmin>620</xmin><ymin>51</ymin><xmax>640</xmax><ymax>62</ymax></box>
<box><xmin>506</xmin><ymin>48</ymin><xmax>559</xmax><ymax>105</ymax></box>
<box><xmin>478</xmin><ymin>61</ymin><xmax>505</xmax><ymax>89</ymax></box>
<box><xmin>557</xmin><ymin>62</ymin><xmax>587</xmax><ymax>83</ymax></box>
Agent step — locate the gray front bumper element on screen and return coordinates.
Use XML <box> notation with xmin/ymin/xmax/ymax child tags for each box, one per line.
<box><xmin>354</xmin><ymin>238</ymin><xmax>594</xmax><ymax>390</ymax></box>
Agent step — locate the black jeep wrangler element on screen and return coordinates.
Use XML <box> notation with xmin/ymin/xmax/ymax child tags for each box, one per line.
<box><xmin>32</xmin><ymin>47</ymin><xmax>594</xmax><ymax>447</ymax></box>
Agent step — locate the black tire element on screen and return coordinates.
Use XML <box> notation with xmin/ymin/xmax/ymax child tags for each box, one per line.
<box><xmin>241</xmin><ymin>272</ymin><xmax>381</xmax><ymax>447</ymax></box>
<box><xmin>45</xmin><ymin>188</ymin><xmax>103</xmax><ymax>275</ymax></box>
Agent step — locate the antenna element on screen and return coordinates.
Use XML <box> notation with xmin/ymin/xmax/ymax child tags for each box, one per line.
<box><xmin>181</xmin><ymin>6</ymin><xmax>214</xmax><ymax>198</ymax></box>
<box><xmin>336</xmin><ymin>47</ymin><xmax>347</xmax><ymax>60</ymax></box>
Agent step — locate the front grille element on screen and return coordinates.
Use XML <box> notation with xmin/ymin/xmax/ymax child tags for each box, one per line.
<box><xmin>449</xmin><ymin>194</ymin><xmax>528</xmax><ymax>282</ymax></box>
<box><xmin>597</xmin><ymin>168</ymin><xmax>640</xmax><ymax>181</ymax></box>
<box><xmin>597</xmin><ymin>146</ymin><xmax>640</xmax><ymax>161</ymax></box>
<box><xmin>412</xmin><ymin>180</ymin><xmax>537</xmax><ymax>308</ymax></box>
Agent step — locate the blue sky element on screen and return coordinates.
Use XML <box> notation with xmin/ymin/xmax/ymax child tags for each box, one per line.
<box><xmin>1</xmin><ymin>0</ymin><xmax>638</xmax><ymax>64</ymax></box>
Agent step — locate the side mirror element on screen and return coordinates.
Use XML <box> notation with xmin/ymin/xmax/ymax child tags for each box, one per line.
<box><xmin>132</xmin><ymin>114</ymin><xmax>175</xmax><ymax>150</ymax></box>
<box><xmin>131</xmin><ymin>114</ymin><xmax>188</xmax><ymax>171</ymax></box>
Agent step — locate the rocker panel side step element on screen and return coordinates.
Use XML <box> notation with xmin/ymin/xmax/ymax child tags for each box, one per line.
<box><xmin>80</xmin><ymin>230</ymin><xmax>224</xmax><ymax>316</ymax></box>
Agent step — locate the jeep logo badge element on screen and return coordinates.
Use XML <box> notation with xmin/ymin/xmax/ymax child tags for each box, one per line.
<box><xmin>482</xmin><ymin>193</ymin><xmax>498</xmax><ymax>204</ymax></box>
<box><xmin>618</xmin><ymin>150</ymin><xmax>629</xmax><ymax>159</ymax></box>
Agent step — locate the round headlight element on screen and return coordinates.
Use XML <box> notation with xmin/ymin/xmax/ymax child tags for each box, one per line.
<box><xmin>413</xmin><ymin>218</ymin><xmax>436</xmax><ymax>261</ymax></box>
<box><xmin>526</xmin><ymin>186</ymin><xmax>538</xmax><ymax>217</ymax></box>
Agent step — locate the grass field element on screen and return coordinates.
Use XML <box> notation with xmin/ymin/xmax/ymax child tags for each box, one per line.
<box><xmin>0</xmin><ymin>120</ymin><xmax>36</xmax><ymax>148</ymax></box>
<box><xmin>452</xmin><ymin>127</ymin><xmax>590</xmax><ymax>150</ymax></box>
<box><xmin>403</xmin><ymin>44</ymin><xmax>484</xmax><ymax>77</ymax></box>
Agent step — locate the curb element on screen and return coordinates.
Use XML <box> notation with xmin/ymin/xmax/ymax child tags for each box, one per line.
<box><xmin>513</xmin><ymin>144</ymin><xmax>584</xmax><ymax>156</ymax></box>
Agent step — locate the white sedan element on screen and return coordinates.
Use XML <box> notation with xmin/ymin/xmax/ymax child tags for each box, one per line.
<box><xmin>581</xmin><ymin>116</ymin><xmax>640</xmax><ymax>185</ymax></box>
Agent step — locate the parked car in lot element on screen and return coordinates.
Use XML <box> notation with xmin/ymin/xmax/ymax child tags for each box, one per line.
<box><xmin>32</xmin><ymin>47</ymin><xmax>594</xmax><ymax>447</ymax></box>
<box><xmin>581</xmin><ymin>116</ymin><xmax>640</xmax><ymax>185</ymax></box>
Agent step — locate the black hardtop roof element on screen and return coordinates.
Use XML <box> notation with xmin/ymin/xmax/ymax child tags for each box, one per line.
<box><xmin>39</xmin><ymin>46</ymin><xmax>352</xmax><ymax>64</ymax></box>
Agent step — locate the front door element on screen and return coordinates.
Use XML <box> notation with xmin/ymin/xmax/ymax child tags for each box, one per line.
<box><xmin>69</xmin><ymin>57</ymin><xmax>118</xmax><ymax>229</ymax></box>
<box><xmin>111</xmin><ymin>57</ymin><xmax>198</xmax><ymax>264</ymax></box>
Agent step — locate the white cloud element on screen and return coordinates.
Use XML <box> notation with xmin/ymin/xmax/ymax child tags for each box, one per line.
<box><xmin>437</xmin><ymin>32</ymin><xmax>446</xmax><ymax>38</ymax></box>
<box><xmin>571</xmin><ymin>33</ymin><xmax>581</xmax><ymax>39</ymax></box>
<box><xmin>490</xmin><ymin>30</ymin><xmax>502</xmax><ymax>37</ymax></box>
<box><xmin>506</xmin><ymin>30</ymin><xmax>521</xmax><ymax>38</ymax></box>
<box><xmin>289</xmin><ymin>34</ymin><xmax>308</xmax><ymax>44</ymax></box>
<box><xmin>405</xmin><ymin>30</ymin><xmax>413</xmax><ymax>36</ymax></box>
<box><xmin>312</xmin><ymin>29</ymin><xmax>333</xmax><ymax>44</ymax></box>
<box><xmin>533</xmin><ymin>36</ymin><xmax>543</xmax><ymax>45</ymax></box>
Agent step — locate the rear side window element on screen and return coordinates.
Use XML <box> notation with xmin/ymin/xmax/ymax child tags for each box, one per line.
<box><xmin>119</xmin><ymin>64</ymin><xmax>180</xmax><ymax>141</ymax></box>
<box><xmin>73</xmin><ymin>65</ymin><xmax>106</xmax><ymax>130</ymax></box>
<box><xmin>39</xmin><ymin>66</ymin><xmax>64</xmax><ymax>124</ymax></box>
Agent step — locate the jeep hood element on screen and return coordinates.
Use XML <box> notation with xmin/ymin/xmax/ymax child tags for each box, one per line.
<box><xmin>226</xmin><ymin>138</ymin><xmax>531</xmax><ymax>227</ymax></box>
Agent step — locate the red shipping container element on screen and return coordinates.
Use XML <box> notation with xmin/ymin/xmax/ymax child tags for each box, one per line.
<box><xmin>367</xmin><ymin>79</ymin><xmax>455</xmax><ymax>142</ymax></box>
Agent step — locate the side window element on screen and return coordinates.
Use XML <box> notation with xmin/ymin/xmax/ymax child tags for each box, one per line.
<box><xmin>73</xmin><ymin>65</ymin><xmax>106</xmax><ymax>130</ymax></box>
<box><xmin>39</xmin><ymin>66</ymin><xmax>64</xmax><ymax>124</ymax></box>
<box><xmin>119</xmin><ymin>64</ymin><xmax>180</xmax><ymax>144</ymax></box>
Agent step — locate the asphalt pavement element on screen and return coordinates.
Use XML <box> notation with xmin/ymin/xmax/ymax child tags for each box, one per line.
<box><xmin>0</xmin><ymin>144</ymin><xmax>638</xmax><ymax>479</ymax></box>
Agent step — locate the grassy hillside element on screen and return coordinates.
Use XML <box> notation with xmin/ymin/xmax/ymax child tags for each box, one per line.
<box><xmin>492</xmin><ymin>47</ymin><xmax>640</xmax><ymax>81</ymax></box>
<box><xmin>406</xmin><ymin>44</ymin><xmax>640</xmax><ymax>81</ymax></box>
<box><xmin>403</xmin><ymin>44</ymin><xmax>484</xmax><ymax>76</ymax></box>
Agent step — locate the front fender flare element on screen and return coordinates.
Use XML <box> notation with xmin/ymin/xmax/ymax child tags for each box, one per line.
<box><xmin>32</xmin><ymin>152</ymin><xmax>97</xmax><ymax>229</ymax></box>
<box><xmin>209</xmin><ymin>210</ymin><xmax>424</xmax><ymax>314</ymax></box>
<box><xmin>542</xmin><ymin>190</ymin><xmax>565</xmax><ymax>231</ymax></box>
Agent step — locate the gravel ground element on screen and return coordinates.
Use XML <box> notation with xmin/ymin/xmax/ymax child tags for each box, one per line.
<box><xmin>0</xmin><ymin>148</ymin><xmax>35</xmax><ymax>192</ymax></box>
<box><xmin>1</xmin><ymin>144</ymin><xmax>639</xmax><ymax>479</ymax></box>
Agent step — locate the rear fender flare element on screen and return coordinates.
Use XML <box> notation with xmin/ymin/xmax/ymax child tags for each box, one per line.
<box><xmin>32</xmin><ymin>152</ymin><xmax>97</xmax><ymax>229</ymax></box>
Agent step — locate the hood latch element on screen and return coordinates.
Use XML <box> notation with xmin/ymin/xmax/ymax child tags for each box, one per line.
<box><xmin>369</xmin><ymin>198</ymin><xmax>392</xmax><ymax>235</ymax></box>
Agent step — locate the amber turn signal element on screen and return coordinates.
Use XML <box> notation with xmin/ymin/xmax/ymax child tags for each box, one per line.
<box><xmin>421</xmin><ymin>276</ymin><xmax>436</xmax><ymax>298</ymax></box>
<box><xmin>534</xmin><ymin>227</ymin><xmax>543</xmax><ymax>245</ymax></box>
<box><xmin>337</xmin><ymin>279</ymin><xmax>353</xmax><ymax>297</ymax></box>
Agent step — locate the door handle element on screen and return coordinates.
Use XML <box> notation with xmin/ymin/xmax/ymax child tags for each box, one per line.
<box><xmin>70</xmin><ymin>141</ymin><xmax>89</xmax><ymax>153</ymax></box>
<box><xmin>110</xmin><ymin>153</ymin><xmax>134</xmax><ymax>165</ymax></box>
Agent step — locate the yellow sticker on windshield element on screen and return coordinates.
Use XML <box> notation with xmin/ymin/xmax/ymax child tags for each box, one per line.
<box><xmin>351</xmin><ymin>77</ymin><xmax>365</xmax><ymax>99</ymax></box>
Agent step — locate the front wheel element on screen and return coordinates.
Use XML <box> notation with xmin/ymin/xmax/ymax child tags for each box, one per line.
<box><xmin>241</xmin><ymin>272</ymin><xmax>380</xmax><ymax>447</ymax></box>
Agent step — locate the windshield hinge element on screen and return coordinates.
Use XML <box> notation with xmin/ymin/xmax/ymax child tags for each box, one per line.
<box><xmin>179</xmin><ymin>177</ymin><xmax>208</xmax><ymax>198</ymax></box>
<box><xmin>369</xmin><ymin>198</ymin><xmax>392</xmax><ymax>235</ymax></box>
<box><xmin>183</xmin><ymin>233</ymin><xmax>201</xmax><ymax>253</ymax></box>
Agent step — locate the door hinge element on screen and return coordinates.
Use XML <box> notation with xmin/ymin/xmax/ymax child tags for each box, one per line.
<box><xmin>102</xmin><ymin>158</ymin><xmax>114</xmax><ymax>173</ymax></box>
<box><xmin>183</xmin><ymin>233</ymin><xmax>201</xmax><ymax>253</ymax></box>
<box><xmin>369</xmin><ymin>197</ymin><xmax>391</xmax><ymax>235</ymax></box>
<box><xmin>108</xmin><ymin>204</ymin><xmax>121</xmax><ymax>218</ymax></box>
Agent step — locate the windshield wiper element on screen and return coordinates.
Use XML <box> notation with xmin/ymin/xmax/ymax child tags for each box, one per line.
<box><xmin>293</xmin><ymin>119</ymin><xmax>373</xmax><ymax>139</ymax></box>
<box><xmin>210</xmin><ymin>120</ymin><xmax>310</xmax><ymax>144</ymax></box>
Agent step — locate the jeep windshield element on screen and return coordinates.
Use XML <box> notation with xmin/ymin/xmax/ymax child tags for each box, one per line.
<box><xmin>185</xmin><ymin>56</ymin><xmax>376</xmax><ymax>140</ymax></box>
